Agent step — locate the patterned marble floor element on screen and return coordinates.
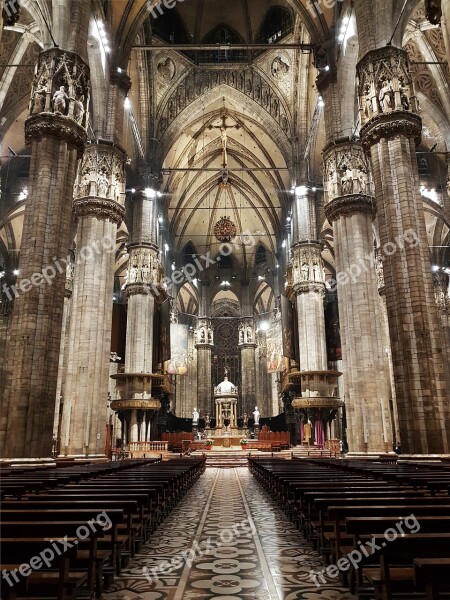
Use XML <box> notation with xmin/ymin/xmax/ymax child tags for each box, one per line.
<box><xmin>102</xmin><ymin>468</ymin><xmax>356</xmax><ymax>600</ymax></box>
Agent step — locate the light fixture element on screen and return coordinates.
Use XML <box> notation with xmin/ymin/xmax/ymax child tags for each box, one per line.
<box><xmin>117</xmin><ymin>67</ymin><xmax>122</xmax><ymax>73</ymax></box>
<box><xmin>221</xmin><ymin>280</ymin><xmax>230</xmax><ymax>287</ymax></box>
<box><xmin>260</xmin><ymin>321</ymin><xmax>270</xmax><ymax>331</ymax></box>
<box><xmin>432</xmin><ymin>265</ymin><xmax>439</xmax><ymax>272</ymax></box>
<box><xmin>124</xmin><ymin>97</ymin><xmax>131</xmax><ymax>110</ymax></box>
<box><xmin>171</xmin><ymin>262</ymin><xmax>175</xmax><ymax>271</ymax></box>
<box><xmin>156</xmin><ymin>191</ymin><xmax>163</xmax><ymax>198</ymax></box>
<box><xmin>318</xmin><ymin>96</ymin><xmax>325</xmax><ymax>108</ymax></box>
<box><xmin>164</xmin><ymin>243</ymin><xmax>169</xmax><ymax>252</ymax></box>
<box><xmin>131</xmin><ymin>188</ymin><xmax>136</xmax><ymax>193</ymax></box>
<box><xmin>214</xmin><ymin>216</ymin><xmax>237</xmax><ymax>243</ymax></box>
<box><xmin>145</xmin><ymin>188</ymin><xmax>156</xmax><ymax>199</ymax></box>
<box><xmin>258</xmin><ymin>275</ymin><xmax>265</xmax><ymax>281</ymax></box>
<box><xmin>13</xmin><ymin>269</ymin><xmax>19</xmax><ymax>276</ymax></box>
<box><xmin>295</xmin><ymin>185</ymin><xmax>308</xmax><ymax>197</ymax></box>
<box><xmin>282</xmin><ymin>240</ymin><xmax>286</xmax><ymax>248</ymax></box>
<box><xmin>158</xmin><ymin>215</ymin><xmax>163</xmax><ymax>223</ymax></box>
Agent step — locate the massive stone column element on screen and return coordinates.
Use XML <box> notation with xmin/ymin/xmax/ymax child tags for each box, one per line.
<box><xmin>0</xmin><ymin>48</ymin><xmax>90</xmax><ymax>458</ymax></box>
<box><xmin>292</xmin><ymin>240</ymin><xmax>327</xmax><ymax>370</ymax></box>
<box><xmin>195</xmin><ymin>300</ymin><xmax>214</xmax><ymax>415</ymax></box>
<box><xmin>53</xmin><ymin>257</ymin><xmax>74</xmax><ymax>443</ymax></box>
<box><xmin>238</xmin><ymin>316</ymin><xmax>257</xmax><ymax>415</ymax></box>
<box><xmin>60</xmin><ymin>143</ymin><xmax>126</xmax><ymax>456</ymax></box>
<box><xmin>357</xmin><ymin>45</ymin><xmax>449</xmax><ymax>453</ymax></box>
<box><xmin>110</xmin><ymin>188</ymin><xmax>164</xmax><ymax>439</ymax></box>
<box><xmin>323</xmin><ymin>141</ymin><xmax>392</xmax><ymax>452</ymax></box>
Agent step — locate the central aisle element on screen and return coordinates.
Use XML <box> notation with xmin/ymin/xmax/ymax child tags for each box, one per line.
<box><xmin>103</xmin><ymin>468</ymin><xmax>356</xmax><ymax>599</ymax></box>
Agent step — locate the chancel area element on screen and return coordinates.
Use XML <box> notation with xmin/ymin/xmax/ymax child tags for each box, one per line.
<box><xmin>0</xmin><ymin>0</ymin><xmax>450</xmax><ymax>598</ymax></box>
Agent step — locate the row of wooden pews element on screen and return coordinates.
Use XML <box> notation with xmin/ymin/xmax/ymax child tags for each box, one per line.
<box><xmin>0</xmin><ymin>456</ymin><xmax>206</xmax><ymax>600</ymax></box>
<box><xmin>249</xmin><ymin>456</ymin><xmax>450</xmax><ymax>599</ymax></box>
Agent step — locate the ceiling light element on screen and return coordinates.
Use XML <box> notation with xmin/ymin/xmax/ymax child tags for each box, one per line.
<box><xmin>295</xmin><ymin>185</ymin><xmax>308</xmax><ymax>196</ymax></box>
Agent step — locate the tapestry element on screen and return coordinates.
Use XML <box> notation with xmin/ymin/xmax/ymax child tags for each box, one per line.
<box><xmin>280</xmin><ymin>294</ymin><xmax>295</xmax><ymax>359</ymax></box>
<box><xmin>266</xmin><ymin>318</ymin><xmax>285</xmax><ymax>373</ymax></box>
<box><xmin>168</xmin><ymin>323</ymin><xmax>189</xmax><ymax>375</ymax></box>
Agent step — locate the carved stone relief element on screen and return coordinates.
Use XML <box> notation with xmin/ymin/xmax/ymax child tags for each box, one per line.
<box><xmin>28</xmin><ymin>48</ymin><xmax>90</xmax><ymax>130</ymax></box>
<box><xmin>195</xmin><ymin>317</ymin><xmax>214</xmax><ymax>346</ymax></box>
<box><xmin>124</xmin><ymin>247</ymin><xmax>162</xmax><ymax>289</ymax></box>
<box><xmin>158</xmin><ymin>67</ymin><xmax>291</xmax><ymax>136</ymax></box>
<box><xmin>323</xmin><ymin>141</ymin><xmax>373</xmax><ymax>203</ymax></box>
<box><xmin>357</xmin><ymin>46</ymin><xmax>419</xmax><ymax>128</ymax></box>
<box><xmin>292</xmin><ymin>244</ymin><xmax>325</xmax><ymax>287</ymax></box>
<box><xmin>238</xmin><ymin>317</ymin><xmax>256</xmax><ymax>346</ymax></box>
<box><xmin>74</xmin><ymin>145</ymin><xmax>126</xmax><ymax>204</ymax></box>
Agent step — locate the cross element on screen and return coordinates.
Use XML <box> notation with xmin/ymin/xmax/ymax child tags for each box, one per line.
<box><xmin>209</xmin><ymin>111</ymin><xmax>240</xmax><ymax>168</ymax></box>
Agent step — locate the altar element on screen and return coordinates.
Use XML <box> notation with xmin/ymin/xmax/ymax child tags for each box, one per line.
<box><xmin>213</xmin><ymin>372</ymin><xmax>239</xmax><ymax>433</ymax></box>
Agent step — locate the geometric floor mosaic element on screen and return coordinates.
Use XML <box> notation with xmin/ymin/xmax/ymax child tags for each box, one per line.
<box><xmin>102</xmin><ymin>467</ymin><xmax>356</xmax><ymax>599</ymax></box>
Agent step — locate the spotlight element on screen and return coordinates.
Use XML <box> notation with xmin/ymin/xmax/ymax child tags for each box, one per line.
<box><xmin>260</xmin><ymin>321</ymin><xmax>269</xmax><ymax>331</ymax></box>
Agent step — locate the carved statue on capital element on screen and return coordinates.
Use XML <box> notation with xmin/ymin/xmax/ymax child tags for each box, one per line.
<box><xmin>28</xmin><ymin>49</ymin><xmax>90</xmax><ymax>130</ymax></box>
<box><xmin>433</xmin><ymin>270</ymin><xmax>450</xmax><ymax>314</ymax></box>
<box><xmin>124</xmin><ymin>248</ymin><xmax>162</xmax><ymax>291</ymax></box>
<box><xmin>292</xmin><ymin>245</ymin><xmax>324</xmax><ymax>286</ymax></box>
<box><xmin>74</xmin><ymin>144</ymin><xmax>126</xmax><ymax>207</ymax></box>
<box><xmin>195</xmin><ymin>318</ymin><xmax>213</xmax><ymax>347</ymax></box>
<box><xmin>375</xmin><ymin>249</ymin><xmax>385</xmax><ymax>289</ymax></box>
<box><xmin>323</xmin><ymin>141</ymin><xmax>373</xmax><ymax>203</ymax></box>
<box><xmin>357</xmin><ymin>46</ymin><xmax>419</xmax><ymax>130</ymax></box>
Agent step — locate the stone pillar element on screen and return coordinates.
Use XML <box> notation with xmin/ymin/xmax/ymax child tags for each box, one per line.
<box><xmin>60</xmin><ymin>143</ymin><xmax>126</xmax><ymax>456</ymax></box>
<box><xmin>53</xmin><ymin>258</ymin><xmax>74</xmax><ymax>441</ymax></box>
<box><xmin>433</xmin><ymin>269</ymin><xmax>450</xmax><ymax>366</ymax></box>
<box><xmin>290</xmin><ymin>185</ymin><xmax>327</xmax><ymax>371</ymax></box>
<box><xmin>195</xmin><ymin>313</ymin><xmax>214</xmax><ymax>414</ymax></box>
<box><xmin>292</xmin><ymin>241</ymin><xmax>328</xmax><ymax>371</ymax></box>
<box><xmin>1</xmin><ymin>48</ymin><xmax>90</xmax><ymax>458</ymax></box>
<box><xmin>357</xmin><ymin>45</ymin><xmax>449</xmax><ymax>453</ymax></box>
<box><xmin>238</xmin><ymin>316</ymin><xmax>257</xmax><ymax>415</ymax></box>
<box><xmin>130</xmin><ymin>410</ymin><xmax>138</xmax><ymax>442</ymax></box>
<box><xmin>110</xmin><ymin>188</ymin><xmax>163</xmax><ymax>440</ymax></box>
<box><xmin>323</xmin><ymin>141</ymin><xmax>393</xmax><ymax>453</ymax></box>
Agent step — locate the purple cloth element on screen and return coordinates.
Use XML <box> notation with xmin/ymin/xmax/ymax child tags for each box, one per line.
<box><xmin>315</xmin><ymin>420</ymin><xmax>325</xmax><ymax>449</ymax></box>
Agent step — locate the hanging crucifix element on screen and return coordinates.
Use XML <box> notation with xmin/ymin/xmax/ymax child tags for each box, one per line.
<box><xmin>209</xmin><ymin>111</ymin><xmax>240</xmax><ymax>168</ymax></box>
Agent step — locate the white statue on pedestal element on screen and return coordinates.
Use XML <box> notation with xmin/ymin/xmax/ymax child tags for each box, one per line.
<box><xmin>253</xmin><ymin>406</ymin><xmax>260</xmax><ymax>425</ymax></box>
<box><xmin>192</xmin><ymin>408</ymin><xmax>199</xmax><ymax>424</ymax></box>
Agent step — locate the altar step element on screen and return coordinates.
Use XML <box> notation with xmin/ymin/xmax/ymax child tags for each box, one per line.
<box><xmin>290</xmin><ymin>446</ymin><xmax>335</xmax><ymax>458</ymax></box>
<box><xmin>190</xmin><ymin>449</ymin><xmax>293</xmax><ymax>467</ymax></box>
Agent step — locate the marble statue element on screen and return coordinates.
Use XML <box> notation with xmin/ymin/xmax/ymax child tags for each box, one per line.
<box><xmin>192</xmin><ymin>408</ymin><xmax>199</xmax><ymax>424</ymax></box>
<box><xmin>53</xmin><ymin>86</ymin><xmax>68</xmax><ymax>114</ymax></box>
<box><xmin>253</xmin><ymin>406</ymin><xmax>260</xmax><ymax>425</ymax></box>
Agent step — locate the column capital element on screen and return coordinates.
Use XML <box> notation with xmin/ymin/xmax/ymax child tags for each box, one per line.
<box><xmin>324</xmin><ymin>194</ymin><xmax>376</xmax><ymax>223</ymax></box>
<box><xmin>73</xmin><ymin>198</ymin><xmax>125</xmax><ymax>225</ymax></box>
<box><xmin>424</xmin><ymin>0</ymin><xmax>442</xmax><ymax>24</ymax></box>
<box><xmin>109</xmin><ymin>68</ymin><xmax>132</xmax><ymax>94</ymax></box>
<box><xmin>316</xmin><ymin>66</ymin><xmax>338</xmax><ymax>95</ymax></box>
<box><xmin>195</xmin><ymin>317</ymin><xmax>214</xmax><ymax>348</ymax></box>
<box><xmin>74</xmin><ymin>143</ymin><xmax>127</xmax><ymax>204</ymax></box>
<box><xmin>238</xmin><ymin>316</ymin><xmax>256</xmax><ymax>348</ymax></box>
<box><xmin>291</xmin><ymin>244</ymin><xmax>326</xmax><ymax>295</ymax></box>
<box><xmin>26</xmin><ymin>48</ymin><xmax>90</xmax><ymax>149</ymax></box>
<box><xmin>293</xmin><ymin>281</ymin><xmax>326</xmax><ymax>298</ymax></box>
<box><xmin>357</xmin><ymin>45</ymin><xmax>422</xmax><ymax>148</ymax></box>
<box><xmin>361</xmin><ymin>111</ymin><xmax>422</xmax><ymax>151</ymax></box>
<box><xmin>323</xmin><ymin>138</ymin><xmax>373</xmax><ymax>202</ymax></box>
<box><xmin>124</xmin><ymin>246</ymin><xmax>163</xmax><ymax>297</ymax></box>
<box><xmin>25</xmin><ymin>113</ymin><xmax>87</xmax><ymax>152</ymax></box>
